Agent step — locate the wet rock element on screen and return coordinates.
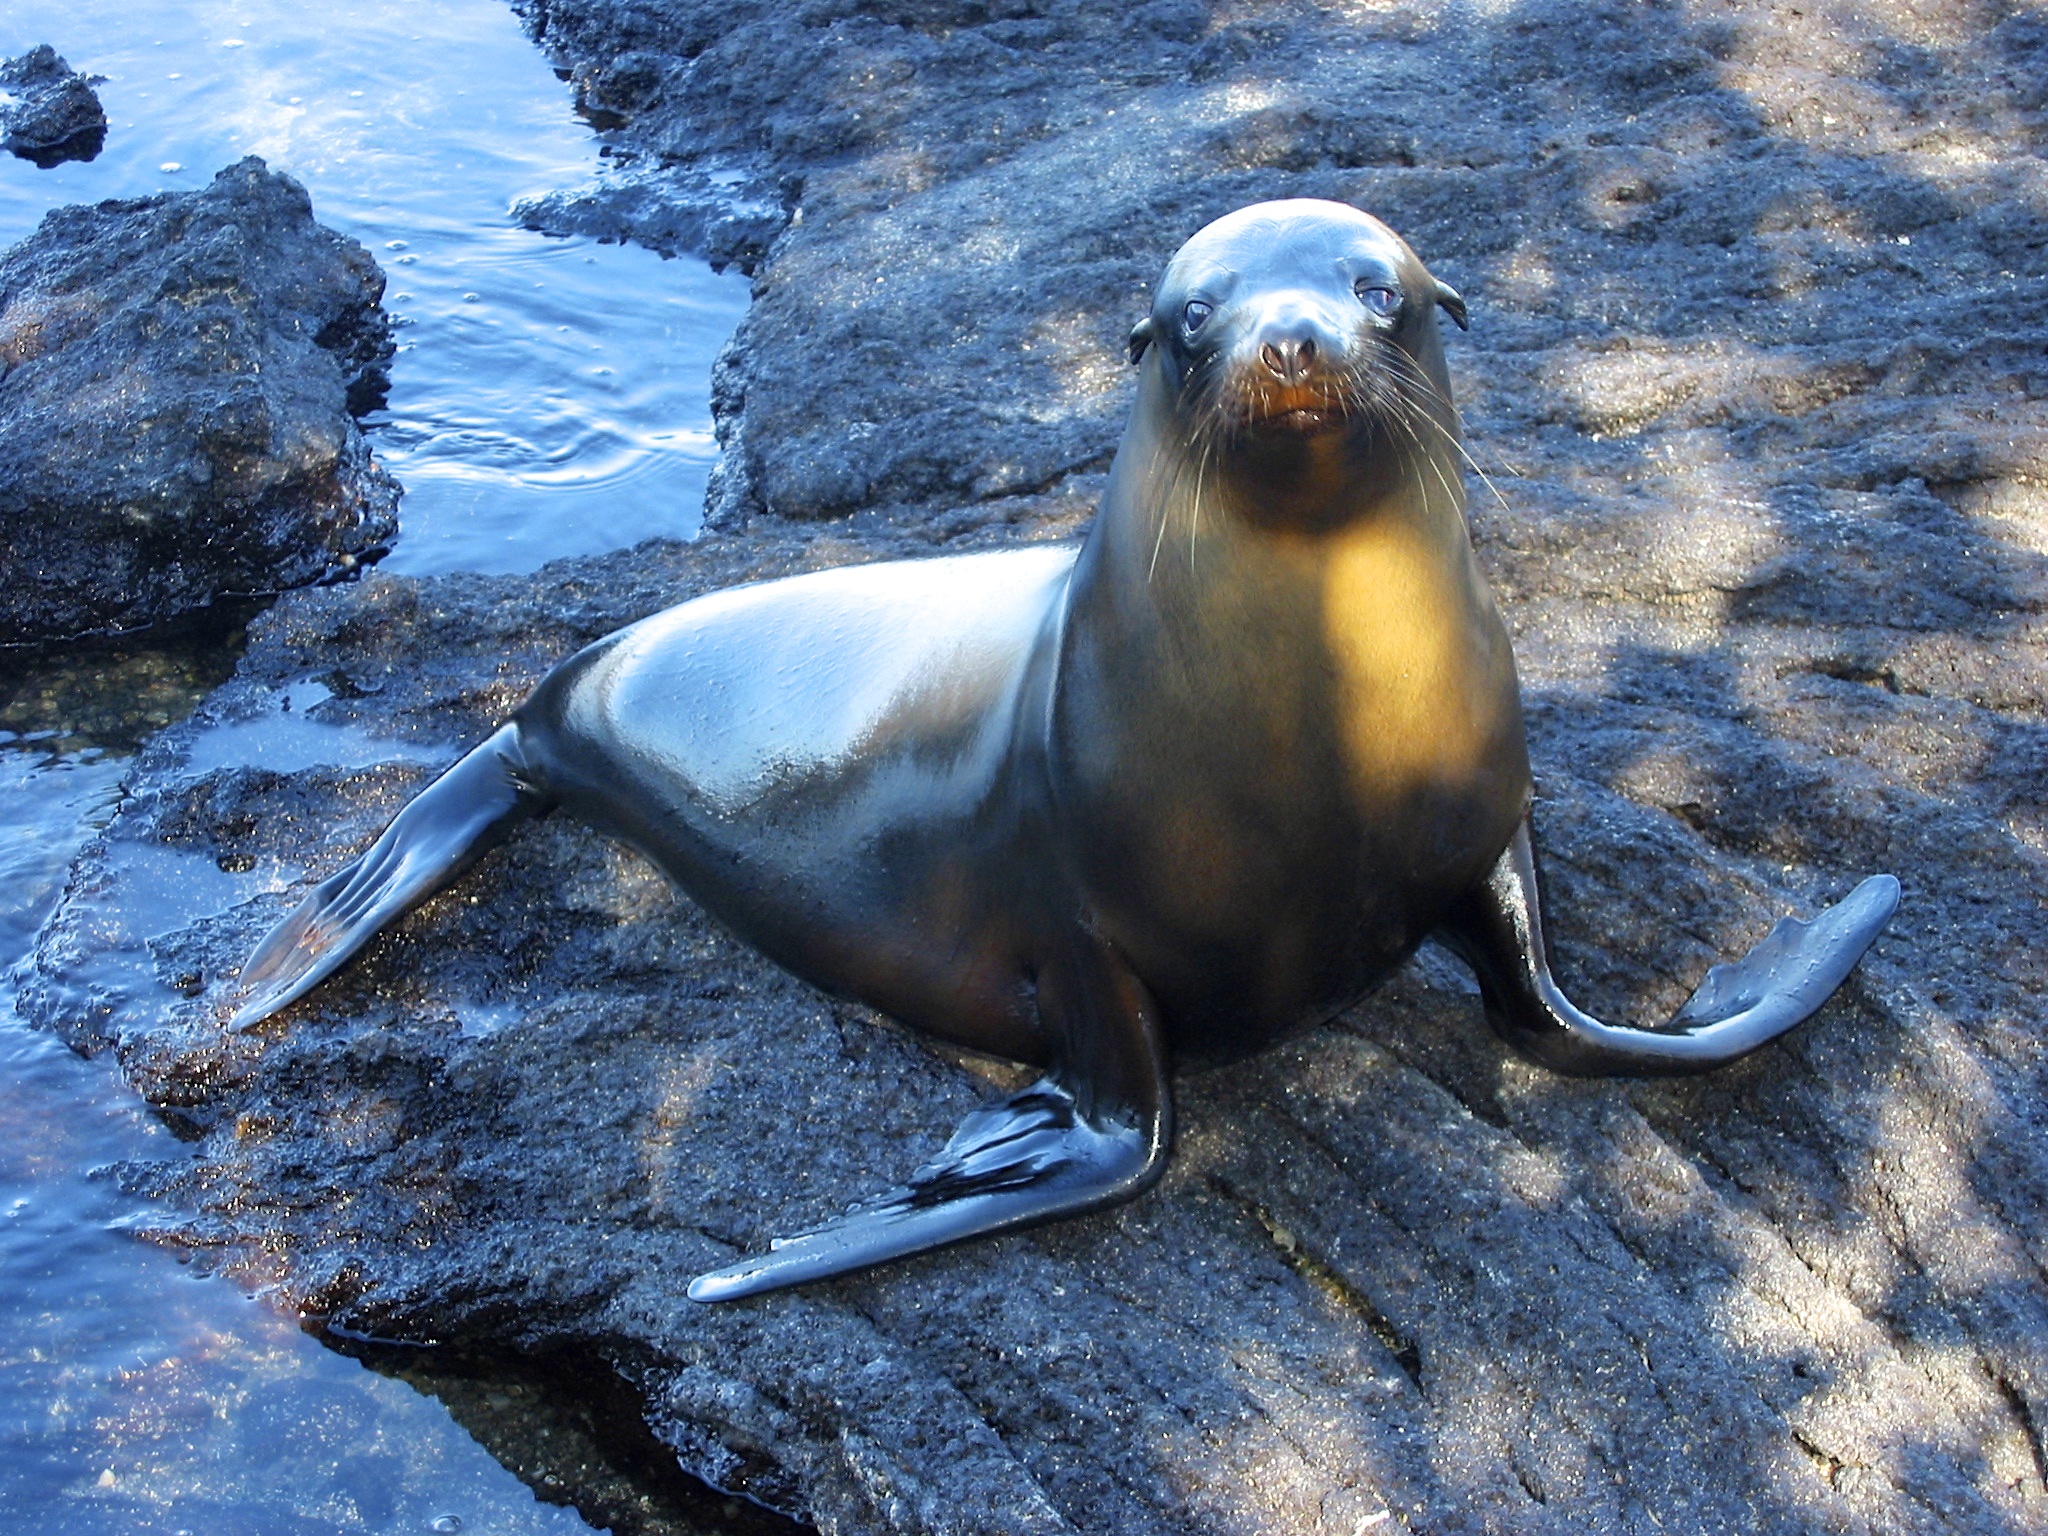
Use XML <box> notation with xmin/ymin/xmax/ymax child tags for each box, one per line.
<box><xmin>24</xmin><ymin>2</ymin><xmax>2048</xmax><ymax>1535</ymax></box>
<box><xmin>513</xmin><ymin>166</ymin><xmax>786</xmax><ymax>274</ymax></box>
<box><xmin>0</xmin><ymin>45</ymin><xmax>106</xmax><ymax>168</ymax></box>
<box><xmin>0</xmin><ymin>157</ymin><xmax>397</xmax><ymax>644</ymax></box>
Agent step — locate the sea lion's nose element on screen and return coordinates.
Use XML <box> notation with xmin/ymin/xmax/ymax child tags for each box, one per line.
<box><xmin>1251</xmin><ymin>296</ymin><xmax>1342</xmax><ymax>383</ymax></box>
<box><xmin>1259</xmin><ymin>334</ymin><xmax>1316</xmax><ymax>382</ymax></box>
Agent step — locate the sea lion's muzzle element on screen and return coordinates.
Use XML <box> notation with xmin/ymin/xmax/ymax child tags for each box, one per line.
<box><xmin>1221</xmin><ymin>290</ymin><xmax>1360</xmax><ymax>434</ymax></box>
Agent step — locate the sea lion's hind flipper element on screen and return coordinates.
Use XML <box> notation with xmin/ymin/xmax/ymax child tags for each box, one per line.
<box><xmin>229</xmin><ymin>724</ymin><xmax>551</xmax><ymax>1031</ymax></box>
<box><xmin>1436</xmin><ymin>817</ymin><xmax>1899</xmax><ymax>1078</ymax></box>
<box><xmin>689</xmin><ymin>942</ymin><xmax>1172</xmax><ymax>1303</ymax></box>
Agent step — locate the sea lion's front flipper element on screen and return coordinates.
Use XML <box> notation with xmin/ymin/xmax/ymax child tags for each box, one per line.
<box><xmin>229</xmin><ymin>724</ymin><xmax>550</xmax><ymax>1031</ymax></box>
<box><xmin>688</xmin><ymin>942</ymin><xmax>1172</xmax><ymax>1303</ymax></box>
<box><xmin>1437</xmin><ymin>817</ymin><xmax>1900</xmax><ymax>1078</ymax></box>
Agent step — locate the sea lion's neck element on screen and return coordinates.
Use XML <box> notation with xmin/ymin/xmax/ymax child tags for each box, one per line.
<box><xmin>1208</xmin><ymin>426</ymin><xmax>1444</xmax><ymax>535</ymax></box>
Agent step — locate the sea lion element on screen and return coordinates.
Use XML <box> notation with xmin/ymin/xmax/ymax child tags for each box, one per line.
<box><xmin>232</xmin><ymin>200</ymin><xmax>1900</xmax><ymax>1303</ymax></box>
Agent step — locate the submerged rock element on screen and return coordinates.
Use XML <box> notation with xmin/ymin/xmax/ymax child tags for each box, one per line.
<box><xmin>0</xmin><ymin>157</ymin><xmax>397</xmax><ymax>644</ymax></box>
<box><xmin>0</xmin><ymin>45</ymin><xmax>106</xmax><ymax>168</ymax></box>
<box><xmin>23</xmin><ymin>2</ymin><xmax>2048</xmax><ymax>1534</ymax></box>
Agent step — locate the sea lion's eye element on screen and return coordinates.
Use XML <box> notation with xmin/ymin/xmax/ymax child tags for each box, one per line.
<box><xmin>1183</xmin><ymin>300</ymin><xmax>1213</xmax><ymax>332</ymax></box>
<box><xmin>1355</xmin><ymin>283</ymin><xmax>1400</xmax><ymax>318</ymax></box>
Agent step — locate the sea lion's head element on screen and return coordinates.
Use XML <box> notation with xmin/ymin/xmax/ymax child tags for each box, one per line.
<box><xmin>1127</xmin><ymin>201</ymin><xmax>1467</xmax><ymax>489</ymax></box>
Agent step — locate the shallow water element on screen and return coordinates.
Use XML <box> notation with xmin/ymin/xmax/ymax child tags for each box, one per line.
<box><xmin>0</xmin><ymin>746</ymin><xmax>602</xmax><ymax>1534</ymax></box>
<box><xmin>0</xmin><ymin>1</ymin><xmax>764</xmax><ymax>1529</ymax></box>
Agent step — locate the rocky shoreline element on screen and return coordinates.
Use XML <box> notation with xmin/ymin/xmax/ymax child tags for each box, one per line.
<box><xmin>19</xmin><ymin>2</ymin><xmax>2048</xmax><ymax>1533</ymax></box>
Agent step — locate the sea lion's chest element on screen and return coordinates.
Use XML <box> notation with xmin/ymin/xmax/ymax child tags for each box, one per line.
<box><xmin>1314</xmin><ymin>516</ymin><xmax>1525</xmax><ymax>813</ymax></box>
<box><xmin>1052</xmin><ymin>515</ymin><xmax>1529</xmax><ymax>1047</ymax></box>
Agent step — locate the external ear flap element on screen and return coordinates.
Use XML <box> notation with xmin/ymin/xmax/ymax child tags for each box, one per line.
<box><xmin>1434</xmin><ymin>280</ymin><xmax>1469</xmax><ymax>331</ymax></box>
<box><xmin>1127</xmin><ymin>317</ymin><xmax>1155</xmax><ymax>366</ymax></box>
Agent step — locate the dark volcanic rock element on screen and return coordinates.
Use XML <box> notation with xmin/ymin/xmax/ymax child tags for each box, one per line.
<box><xmin>0</xmin><ymin>45</ymin><xmax>106</xmax><ymax>167</ymax></box>
<box><xmin>514</xmin><ymin>166</ymin><xmax>787</xmax><ymax>273</ymax></box>
<box><xmin>22</xmin><ymin>2</ymin><xmax>2048</xmax><ymax>1534</ymax></box>
<box><xmin>0</xmin><ymin>157</ymin><xmax>397</xmax><ymax>644</ymax></box>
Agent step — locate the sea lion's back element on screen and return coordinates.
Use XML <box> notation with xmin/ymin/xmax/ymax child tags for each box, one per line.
<box><xmin>555</xmin><ymin>545</ymin><xmax>1073</xmax><ymax>820</ymax></box>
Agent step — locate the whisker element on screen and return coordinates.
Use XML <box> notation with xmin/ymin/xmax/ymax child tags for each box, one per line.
<box><xmin>1164</xmin><ymin>328</ymin><xmax>1512</xmax><ymax>542</ymax></box>
<box><xmin>1375</xmin><ymin>349</ymin><xmax>1515</xmax><ymax>515</ymax></box>
<box><xmin>1146</xmin><ymin>449</ymin><xmax>1175</xmax><ymax>584</ymax></box>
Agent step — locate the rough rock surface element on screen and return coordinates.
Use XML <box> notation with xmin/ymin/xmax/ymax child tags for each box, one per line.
<box><xmin>514</xmin><ymin>164</ymin><xmax>787</xmax><ymax>273</ymax></box>
<box><xmin>0</xmin><ymin>45</ymin><xmax>106</xmax><ymax>168</ymax></box>
<box><xmin>0</xmin><ymin>158</ymin><xmax>398</xmax><ymax>643</ymax></box>
<box><xmin>23</xmin><ymin>2</ymin><xmax>2048</xmax><ymax>1534</ymax></box>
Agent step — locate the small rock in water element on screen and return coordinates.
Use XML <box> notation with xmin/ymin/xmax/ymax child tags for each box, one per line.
<box><xmin>0</xmin><ymin>45</ymin><xmax>107</xmax><ymax>168</ymax></box>
<box><xmin>513</xmin><ymin>167</ymin><xmax>786</xmax><ymax>275</ymax></box>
